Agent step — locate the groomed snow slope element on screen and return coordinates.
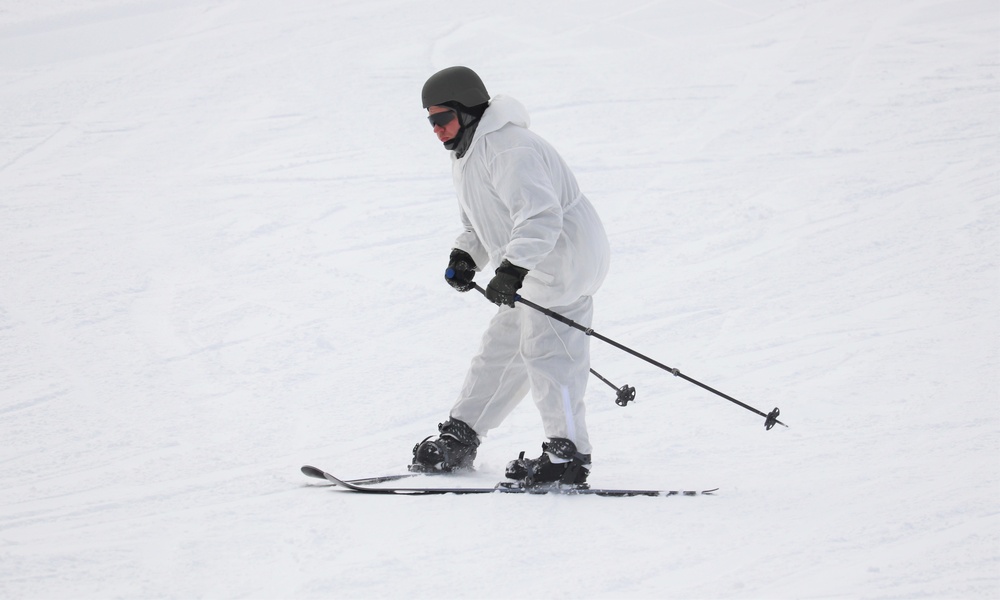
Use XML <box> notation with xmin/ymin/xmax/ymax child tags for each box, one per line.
<box><xmin>1</xmin><ymin>1</ymin><xmax>997</xmax><ymax>598</ymax></box>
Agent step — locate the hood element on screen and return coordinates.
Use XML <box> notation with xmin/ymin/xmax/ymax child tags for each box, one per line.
<box><xmin>455</xmin><ymin>95</ymin><xmax>530</xmax><ymax>159</ymax></box>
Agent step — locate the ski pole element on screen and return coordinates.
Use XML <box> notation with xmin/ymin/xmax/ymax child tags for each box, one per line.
<box><xmin>462</xmin><ymin>279</ymin><xmax>636</xmax><ymax>406</ymax></box>
<box><xmin>589</xmin><ymin>368</ymin><xmax>637</xmax><ymax>407</ymax></box>
<box><xmin>471</xmin><ymin>283</ymin><xmax>786</xmax><ymax>430</ymax></box>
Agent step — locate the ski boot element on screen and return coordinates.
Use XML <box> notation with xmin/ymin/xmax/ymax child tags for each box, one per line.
<box><xmin>409</xmin><ymin>417</ymin><xmax>480</xmax><ymax>472</ymax></box>
<box><xmin>505</xmin><ymin>438</ymin><xmax>591</xmax><ymax>488</ymax></box>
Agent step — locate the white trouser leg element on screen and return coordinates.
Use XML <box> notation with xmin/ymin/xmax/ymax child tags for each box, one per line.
<box><xmin>450</xmin><ymin>297</ymin><xmax>594</xmax><ymax>456</ymax></box>
<box><xmin>519</xmin><ymin>296</ymin><xmax>593</xmax><ymax>455</ymax></box>
<box><xmin>450</xmin><ymin>306</ymin><xmax>530</xmax><ymax>434</ymax></box>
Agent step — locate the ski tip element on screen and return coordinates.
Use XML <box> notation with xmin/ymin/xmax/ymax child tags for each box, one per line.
<box><xmin>301</xmin><ymin>465</ymin><xmax>326</xmax><ymax>479</ymax></box>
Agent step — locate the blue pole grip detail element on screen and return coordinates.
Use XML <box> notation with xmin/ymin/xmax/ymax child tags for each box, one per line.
<box><xmin>445</xmin><ymin>267</ymin><xmax>456</xmax><ymax>279</ymax></box>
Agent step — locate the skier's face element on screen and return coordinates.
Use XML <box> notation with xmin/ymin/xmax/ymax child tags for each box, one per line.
<box><xmin>427</xmin><ymin>106</ymin><xmax>460</xmax><ymax>143</ymax></box>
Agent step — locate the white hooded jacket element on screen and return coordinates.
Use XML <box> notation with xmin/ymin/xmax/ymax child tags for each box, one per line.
<box><xmin>451</xmin><ymin>95</ymin><xmax>610</xmax><ymax>307</ymax></box>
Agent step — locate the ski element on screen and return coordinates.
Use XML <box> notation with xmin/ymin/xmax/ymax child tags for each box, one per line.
<box><xmin>301</xmin><ymin>465</ymin><xmax>717</xmax><ymax>497</ymax></box>
<box><xmin>301</xmin><ymin>465</ymin><xmax>420</xmax><ymax>486</ymax></box>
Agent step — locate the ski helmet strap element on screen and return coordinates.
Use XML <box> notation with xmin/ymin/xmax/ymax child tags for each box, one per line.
<box><xmin>449</xmin><ymin>114</ymin><xmax>482</xmax><ymax>158</ymax></box>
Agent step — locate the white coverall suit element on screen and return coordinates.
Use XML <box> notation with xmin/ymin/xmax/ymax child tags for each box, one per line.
<box><xmin>448</xmin><ymin>95</ymin><xmax>610</xmax><ymax>455</ymax></box>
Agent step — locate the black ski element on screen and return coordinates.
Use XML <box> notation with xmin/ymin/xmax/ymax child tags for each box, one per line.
<box><xmin>301</xmin><ymin>465</ymin><xmax>717</xmax><ymax>497</ymax></box>
<box><xmin>301</xmin><ymin>465</ymin><xmax>420</xmax><ymax>485</ymax></box>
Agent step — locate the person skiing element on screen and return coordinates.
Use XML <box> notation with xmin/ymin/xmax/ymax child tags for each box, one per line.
<box><xmin>411</xmin><ymin>66</ymin><xmax>611</xmax><ymax>486</ymax></box>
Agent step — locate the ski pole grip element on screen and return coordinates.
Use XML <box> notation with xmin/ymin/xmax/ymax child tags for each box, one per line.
<box><xmin>445</xmin><ymin>267</ymin><xmax>456</xmax><ymax>279</ymax></box>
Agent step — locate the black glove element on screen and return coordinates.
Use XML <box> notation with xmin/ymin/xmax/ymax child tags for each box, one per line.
<box><xmin>486</xmin><ymin>260</ymin><xmax>528</xmax><ymax>307</ymax></box>
<box><xmin>445</xmin><ymin>248</ymin><xmax>477</xmax><ymax>292</ymax></box>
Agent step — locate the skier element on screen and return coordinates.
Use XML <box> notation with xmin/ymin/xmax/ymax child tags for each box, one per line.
<box><xmin>410</xmin><ymin>66</ymin><xmax>611</xmax><ymax>486</ymax></box>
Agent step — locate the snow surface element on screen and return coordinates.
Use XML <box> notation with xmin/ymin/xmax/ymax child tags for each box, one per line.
<box><xmin>1</xmin><ymin>0</ymin><xmax>998</xmax><ymax>598</ymax></box>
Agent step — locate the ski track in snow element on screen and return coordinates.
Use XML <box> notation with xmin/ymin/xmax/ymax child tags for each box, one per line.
<box><xmin>1</xmin><ymin>0</ymin><xmax>997</xmax><ymax>598</ymax></box>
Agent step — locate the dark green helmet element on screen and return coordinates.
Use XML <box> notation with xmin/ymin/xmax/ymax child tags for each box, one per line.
<box><xmin>421</xmin><ymin>66</ymin><xmax>490</xmax><ymax>109</ymax></box>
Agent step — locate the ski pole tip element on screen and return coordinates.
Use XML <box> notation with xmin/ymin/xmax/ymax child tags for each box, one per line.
<box><xmin>615</xmin><ymin>384</ymin><xmax>636</xmax><ymax>407</ymax></box>
<box><xmin>764</xmin><ymin>407</ymin><xmax>786</xmax><ymax>430</ymax></box>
